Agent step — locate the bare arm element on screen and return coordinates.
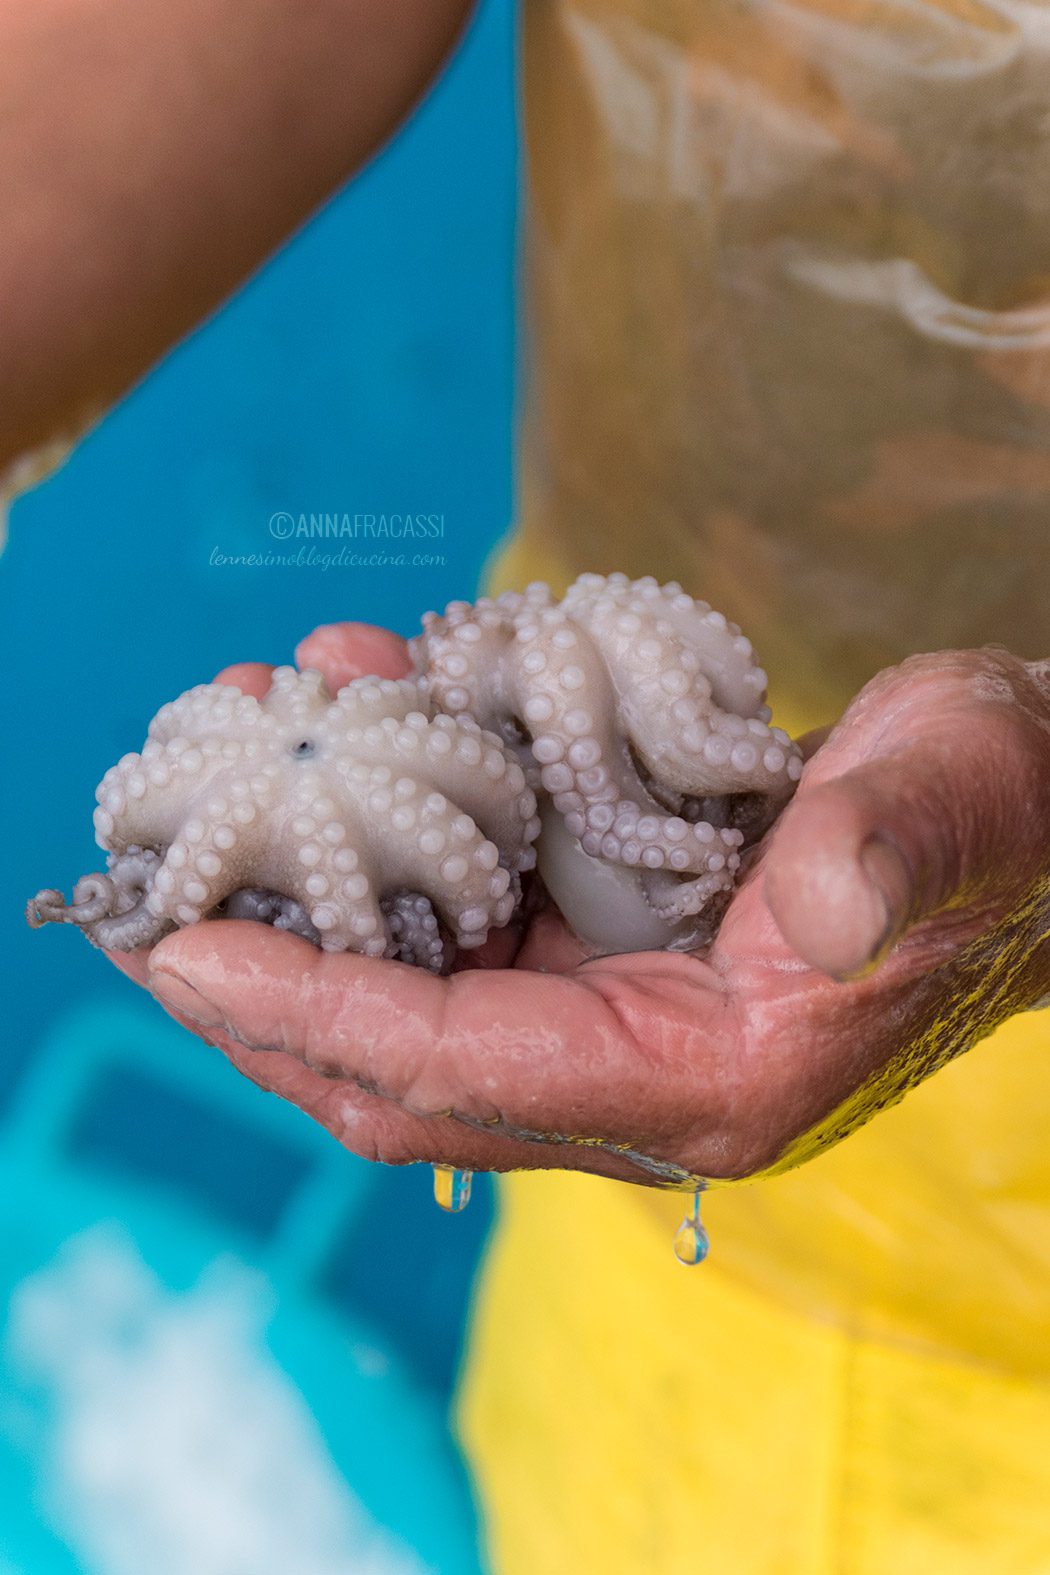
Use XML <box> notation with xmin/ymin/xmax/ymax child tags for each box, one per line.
<box><xmin>0</xmin><ymin>0</ymin><xmax>476</xmax><ymax>469</ymax></box>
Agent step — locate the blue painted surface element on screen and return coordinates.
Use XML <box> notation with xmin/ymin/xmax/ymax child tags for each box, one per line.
<box><xmin>0</xmin><ymin>1004</ymin><xmax>489</xmax><ymax>1572</ymax></box>
<box><xmin>0</xmin><ymin>0</ymin><xmax>518</xmax><ymax>1567</ymax></box>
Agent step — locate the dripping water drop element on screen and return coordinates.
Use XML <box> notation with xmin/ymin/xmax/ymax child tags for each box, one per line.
<box><xmin>433</xmin><ymin>1165</ymin><xmax>473</xmax><ymax>1213</ymax></box>
<box><xmin>673</xmin><ymin>1187</ymin><xmax>709</xmax><ymax>1266</ymax></box>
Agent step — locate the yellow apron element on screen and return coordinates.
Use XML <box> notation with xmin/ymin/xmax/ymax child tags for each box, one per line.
<box><xmin>462</xmin><ymin>3</ymin><xmax>1050</xmax><ymax>1569</ymax></box>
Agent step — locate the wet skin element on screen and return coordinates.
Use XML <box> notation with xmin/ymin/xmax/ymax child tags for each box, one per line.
<box><xmin>109</xmin><ymin>623</ymin><xmax>1050</xmax><ymax>1187</ymax></box>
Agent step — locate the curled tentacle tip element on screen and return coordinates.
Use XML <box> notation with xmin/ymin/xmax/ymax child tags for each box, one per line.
<box><xmin>27</xmin><ymin>875</ymin><xmax>118</xmax><ymax>930</ymax></box>
<box><xmin>26</xmin><ymin>890</ymin><xmax>66</xmax><ymax>928</ymax></box>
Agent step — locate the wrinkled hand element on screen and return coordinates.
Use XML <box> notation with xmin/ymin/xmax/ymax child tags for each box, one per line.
<box><xmin>113</xmin><ymin>626</ymin><xmax>1050</xmax><ymax>1185</ymax></box>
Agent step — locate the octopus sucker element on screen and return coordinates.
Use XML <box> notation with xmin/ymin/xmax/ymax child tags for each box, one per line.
<box><xmin>30</xmin><ymin>574</ymin><xmax>802</xmax><ymax>965</ymax></box>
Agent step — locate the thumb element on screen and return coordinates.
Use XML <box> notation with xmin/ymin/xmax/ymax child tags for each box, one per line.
<box><xmin>294</xmin><ymin>621</ymin><xmax>411</xmax><ymax>687</ymax></box>
<box><xmin>763</xmin><ymin>701</ymin><xmax>1044</xmax><ymax>980</ymax></box>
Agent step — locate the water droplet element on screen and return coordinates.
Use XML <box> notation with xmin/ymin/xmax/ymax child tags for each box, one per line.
<box><xmin>672</xmin><ymin>1188</ymin><xmax>709</xmax><ymax>1265</ymax></box>
<box><xmin>433</xmin><ymin>1165</ymin><xmax>473</xmax><ymax>1213</ymax></box>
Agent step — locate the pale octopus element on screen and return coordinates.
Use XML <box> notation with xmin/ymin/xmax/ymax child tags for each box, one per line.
<box><xmin>29</xmin><ymin>670</ymin><xmax>539</xmax><ymax>969</ymax></box>
<box><xmin>413</xmin><ymin>573</ymin><xmax>801</xmax><ymax>951</ymax></box>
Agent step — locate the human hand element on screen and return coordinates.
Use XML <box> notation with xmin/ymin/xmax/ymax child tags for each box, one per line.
<box><xmin>117</xmin><ymin>627</ymin><xmax>1050</xmax><ymax>1185</ymax></box>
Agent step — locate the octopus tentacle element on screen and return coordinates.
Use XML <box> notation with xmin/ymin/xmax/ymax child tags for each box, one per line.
<box><xmin>27</xmin><ymin>875</ymin><xmax>116</xmax><ymax>930</ymax></box>
<box><xmin>412</xmin><ymin>607</ymin><xmax>513</xmax><ymax>720</ymax></box>
<box><xmin>327</xmin><ymin>675</ymin><xmax>432</xmax><ymax>729</ymax></box>
<box><xmin>256</xmin><ymin>664</ymin><xmax>331</xmax><ymax>730</ymax></box>
<box><xmin>91</xmin><ymin>849</ymin><xmax>168</xmax><ymax>948</ymax></box>
<box><xmin>271</xmin><ymin>897</ymin><xmax>323</xmax><ymax>945</ymax></box>
<box><xmin>28</xmin><ymin>852</ymin><xmax>172</xmax><ymax>950</ymax></box>
<box><xmin>148</xmin><ymin>684</ymin><xmax>279</xmax><ymax>747</ymax></box>
<box><xmin>332</xmin><ymin>710</ymin><xmax>540</xmax><ymax>874</ymax></box>
<box><xmin>563</xmin><ymin>578</ymin><xmax>796</xmax><ymax>800</ymax></box>
<box><xmin>90</xmin><ymin>896</ymin><xmax>168</xmax><ymax>951</ymax></box>
<box><xmin>391</xmin><ymin>714</ymin><xmax>540</xmax><ymax>873</ymax></box>
<box><xmin>564</xmin><ymin>574</ymin><xmax>768</xmax><ymax>717</ymax></box>
<box><xmin>224</xmin><ymin>888</ymin><xmax>281</xmax><ymax>924</ymax></box>
<box><xmin>275</xmin><ymin>771</ymin><xmax>382</xmax><ymax>953</ymax></box>
<box><xmin>640</xmin><ymin>866</ymin><xmax>735</xmax><ymax>925</ymax></box>
<box><xmin>222</xmin><ymin>889</ymin><xmax>323</xmax><ymax>947</ymax></box>
<box><xmin>141</xmin><ymin>767</ymin><xmax>282</xmax><ymax>930</ymax></box>
<box><xmin>350</xmin><ymin>773</ymin><xmax>519</xmax><ymax>949</ymax></box>
<box><xmin>92</xmin><ymin>734</ymin><xmax>266</xmax><ymax>852</ymax></box>
<box><xmin>382</xmin><ymin>893</ymin><xmax>453</xmax><ymax>974</ymax></box>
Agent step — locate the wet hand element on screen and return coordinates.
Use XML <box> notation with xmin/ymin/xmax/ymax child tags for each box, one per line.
<box><xmin>118</xmin><ymin>628</ymin><xmax>1050</xmax><ymax>1184</ymax></box>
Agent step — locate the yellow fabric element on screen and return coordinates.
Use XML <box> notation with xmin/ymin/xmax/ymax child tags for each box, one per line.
<box><xmin>461</xmin><ymin>1</ymin><xmax>1050</xmax><ymax>1567</ymax></box>
<box><xmin>462</xmin><ymin>1012</ymin><xmax>1050</xmax><ymax>1575</ymax></box>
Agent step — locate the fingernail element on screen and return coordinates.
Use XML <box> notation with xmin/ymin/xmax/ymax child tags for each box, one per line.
<box><xmin>857</xmin><ymin>835</ymin><xmax>912</xmax><ymax>970</ymax></box>
<box><xmin>151</xmin><ymin>969</ymin><xmax>224</xmax><ymax>1029</ymax></box>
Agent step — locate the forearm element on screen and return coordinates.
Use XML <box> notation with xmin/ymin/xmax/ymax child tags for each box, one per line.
<box><xmin>0</xmin><ymin>0</ymin><xmax>474</xmax><ymax>469</ymax></box>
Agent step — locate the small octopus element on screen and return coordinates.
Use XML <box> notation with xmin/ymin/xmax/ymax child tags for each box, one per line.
<box><xmin>412</xmin><ymin>572</ymin><xmax>802</xmax><ymax>951</ymax></box>
<box><xmin>28</xmin><ymin>668</ymin><xmax>540</xmax><ymax>970</ymax></box>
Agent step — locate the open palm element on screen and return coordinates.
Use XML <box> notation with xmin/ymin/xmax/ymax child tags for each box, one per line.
<box><xmin>118</xmin><ymin>623</ymin><xmax>1050</xmax><ymax>1187</ymax></box>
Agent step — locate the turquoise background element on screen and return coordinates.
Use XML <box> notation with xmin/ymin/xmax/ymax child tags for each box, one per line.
<box><xmin>0</xmin><ymin>1</ymin><xmax>517</xmax><ymax>1568</ymax></box>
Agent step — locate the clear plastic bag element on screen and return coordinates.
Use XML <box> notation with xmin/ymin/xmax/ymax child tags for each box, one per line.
<box><xmin>516</xmin><ymin>0</ymin><xmax>1050</xmax><ymax>721</ymax></box>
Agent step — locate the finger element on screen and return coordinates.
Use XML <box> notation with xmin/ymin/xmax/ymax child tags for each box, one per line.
<box><xmin>150</xmin><ymin>960</ymin><xmax>668</xmax><ymax>1184</ymax></box>
<box><xmin>147</xmin><ymin>921</ymin><xmax>730</xmax><ymax>1164</ymax></box>
<box><xmin>294</xmin><ymin>621</ymin><xmax>412</xmax><ymax>688</ymax></box>
<box><xmin>764</xmin><ymin>654</ymin><xmax>1050</xmax><ymax>979</ymax></box>
<box><xmin>213</xmin><ymin>661</ymin><xmax>275</xmax><ymax>697</ymax></box>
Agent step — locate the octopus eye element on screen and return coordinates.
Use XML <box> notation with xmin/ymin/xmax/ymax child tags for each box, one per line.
<box><xmin>291</xmin><ymin>740</ymin><xmax>316</xmax><ymax>759</ymax></box>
